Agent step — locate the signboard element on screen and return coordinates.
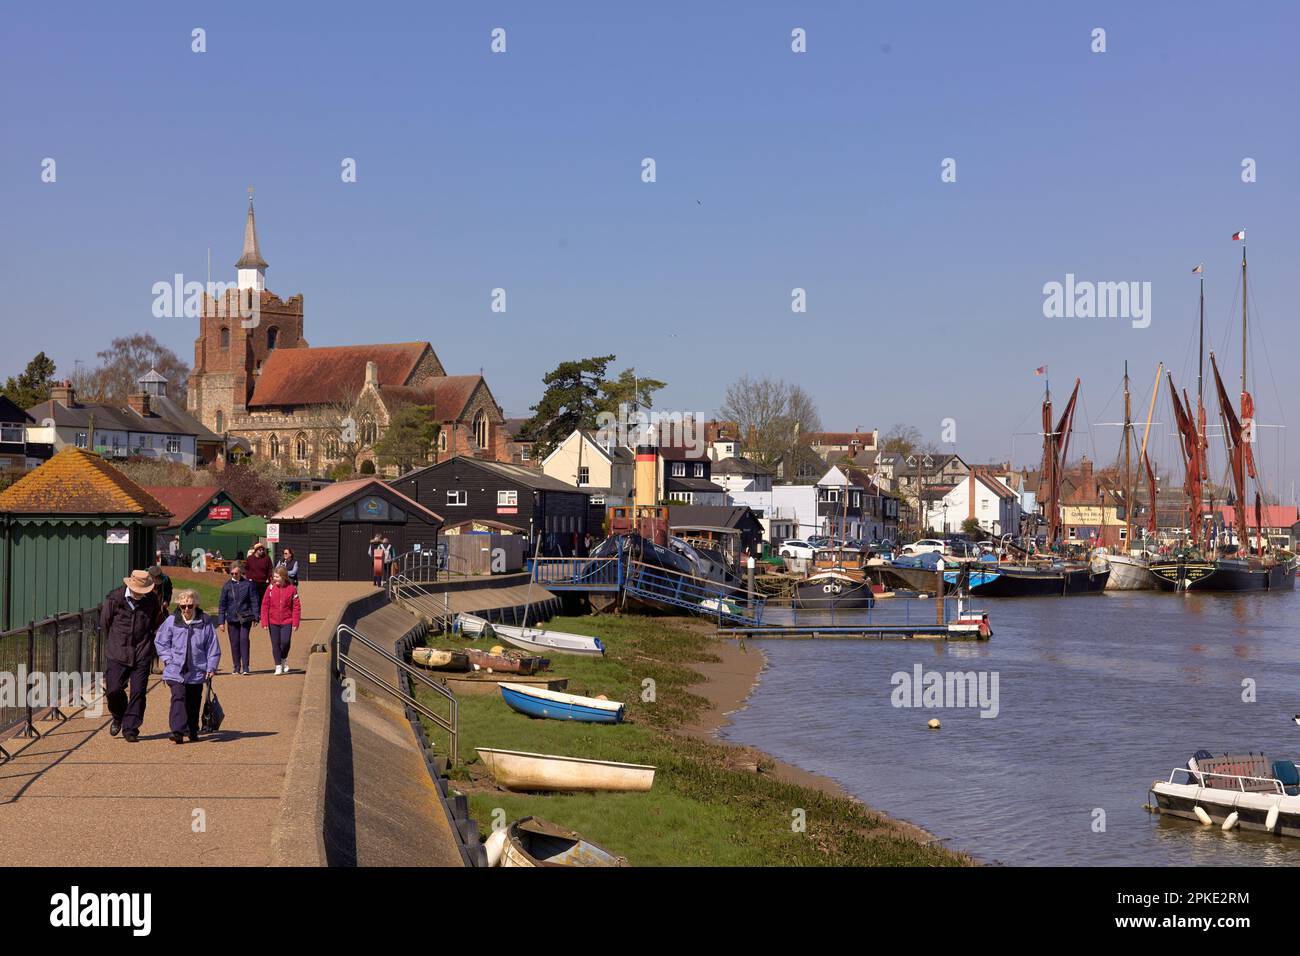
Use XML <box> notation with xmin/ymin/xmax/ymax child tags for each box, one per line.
<box><xmin>208</xmin><ymin>505</ymin><xmax>233</xmax><ymax>521</ymax></box>
<box><xmin>309</xmin><ymin>553</ymin><xmax>317</xmax><ymax>563</ymax></box>
<box><xmin>497</xmin><ymin>507</ymin><xmax>518</xmax><ymax>515</ymax></box>
<box><xmin>357</xmin><ymin>496</ymin><xmax>390</xmax><ymax>521</ymax></box>
<box><xmin>106</xmin><ymin>529</ymin><xmax>130</xmax><ymax>545</ymax></box>
<box><xmin>266</xmin><ymin>522</ymin><xmax>280</xmax><ymax>543</ymax></box>
<box><xmin>413</xmin><ymin>542</ymin><xmax>422</xmax><ymax>552</ymax></box>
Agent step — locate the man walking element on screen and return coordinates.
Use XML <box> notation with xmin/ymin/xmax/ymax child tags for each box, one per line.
<box><xmin>243</xmin><ymin>541</ymin><xmax>273</xmax><ymax>605</ymax></box>
<box><xmin>100</xmin><ymin>570</ymin><xmax>167</xmax><ymax>743</ymax></box>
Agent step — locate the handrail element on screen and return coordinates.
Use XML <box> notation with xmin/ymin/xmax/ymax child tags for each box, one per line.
<box><xmin>388</xmin><ymin>573</ymin><xmax>452</xmax><ymax>631</ymax></box>
<box><xmin>1166</xmin><ymin>767</ymin><xmax>1284</xmax><ymax>794</ymax></box>
<box><xmin>334</xmin><ymin>623</ymin><xmax>458</xmax><ymax>764</ymax></box>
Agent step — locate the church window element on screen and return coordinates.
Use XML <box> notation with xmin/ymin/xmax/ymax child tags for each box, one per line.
<box><xmin>267</xmin><ymin>326</ymin><xmax>279</xmax><ymax>351</ymax></box>
<box><xmin>473</xmin><ymin>410</ymin><xmax>489</xmax><ymax>449</ymax></box>
<box><xmin>294</xmin><ymin>433</ymin><xmax>308</xmax><ymax>462</ymax></box>
<box><xmin>437</xmin><ymin>431</ymin><xmax>447</xmax><ymax>453</ymax></box>
<box><xmin>326</xmin><ymin>434</ymin><xmax>340</xmax><ymax>459</ymax></box>
<box><xmin>269</xmin><ymin>434</ymin><xmax>280</xmax><ymax>459</ymax></box>
<box><xmin>215</xmin><ymin>410</ymin><xmax>224</xmax><ymax>433</ymax></box>
<box><xmin>220</xmin><ymin>327</ymin><xmax>230</xmax><ymax>349</ymax></box>
<box><xmin>361</xmin><ymin>415</ymin><xmax>377</xmax><ymax>445</ymax></box>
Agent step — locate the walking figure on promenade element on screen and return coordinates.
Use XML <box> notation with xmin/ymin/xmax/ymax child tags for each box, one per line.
<box><xmin>100</xmin><ymin>570</ymin><xmax>167</xmax><ymax>744</ymax></box>
<box><xmin>153</xmin><ymin>589</ymin><xmax>221</xmax><ymax>743</ymax></box>
<box><xmin>260</xmin><ymin>567</ymin><xmax>301</xmax><ymax>675</ymax></box>
<box><xmin>218</xmin><ymin>562</ymin><xmax>261</xmax><ymax>676</ymax></box>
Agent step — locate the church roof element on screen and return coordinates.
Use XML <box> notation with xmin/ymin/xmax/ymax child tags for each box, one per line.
<box><xmin>0</xmin><ymin>448</ymin><xmax>171</xmax><ymax>516</ymax></box>
<box><xmin>235</xmin><ymin>197</ymin><xmax>268</xmax><ymax>270</ymax></box>
<box><xmin>379</xmin><ymin>375</ymin><xmax>486</xmax><ymax>422</ymax></box>
<box><xmin>248</xmin><ymin>343</ymin><xmax>433</xmax><ymax>407</ymax></box>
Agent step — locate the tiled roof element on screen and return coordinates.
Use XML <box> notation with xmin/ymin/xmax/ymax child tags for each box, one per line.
<box><xmin>401</xmin><ymin>455</ymin><xmax>585</xmax><ymax>493</ymax></box>
<box><xmin>0</xmin><ymin>448</ymin><xmax>171</xmax><ymax>516</ymax></box>
<box><xmin>713</xmin><ymin>456</ymin><xmax>774</xmax><ymax>477</ymax></box>
<box><xmin>249</xmin><ymin>343</ymin><xmax>434</xmax><ymax>407</ymax></box>
<box><xmin>378</xmin><ymin>375</ymin><xmax>485</xmax><ymax>421</ymax></box>
<box><xmin>272</xmin><ymin>478</ymin><xmax>443</xmax><ymax>523</ymax></box>
<box><xmin>140</xmin><ymin>485</ymin><xmax>227</xmax><ymax>528</ymax></box>
<box><xmin>1204</xmin><ymin>504</ymin><xmax>1300</xmax><ymax>529</ymax></box>
<box><xmin>26</xmin><ymin>397</ymin><xmax>204</xmax><ymax>438</ymax></box>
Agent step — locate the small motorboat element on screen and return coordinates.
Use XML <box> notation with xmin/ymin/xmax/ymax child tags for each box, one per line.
<box><xmin>476</xmin><ymin>747</ymin><xmax>655</xmax><ymax>792</ymax></box>
<box><xmin>410</xmin><ymin>647</ymin><xmax>471</xmax><ymax>671</ymax></box>
<box><xmin>499</xmin><ymin>682</ymin><xmax>624</xmax><ymax>723</ymax></box>
<box><xmin>501</xmin><ymin>816</ymin><xmax>629</xmax><ymax>867</ymax></box>
<box><xmin>793</xmin><ymin>569</ymin><xmax>875</xmax><ymax>610</ymax></box>
<box><xmin>1150</xmin><ymin>750</ymin><xmax>1300</xmax><ymax>837</ymax></box>
<box><xmin>465</xmin><ymin>647</ymin><xmax>550</xmax><ymax>675</ymax></box>
<box><xmin>491</xmin><ymin>622</ymin><xmax>605</xmax><ymax>657</ymax></box>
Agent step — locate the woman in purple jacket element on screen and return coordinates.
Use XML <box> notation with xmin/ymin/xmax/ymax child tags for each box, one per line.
<box><xmin>154</xmin><ymin>589</ymin><xmax>222</xmax><ymax>743</ymax></box>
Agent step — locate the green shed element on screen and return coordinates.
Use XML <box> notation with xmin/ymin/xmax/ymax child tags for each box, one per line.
<box><xmin>141</xmin><ymin>485</ymin><xmax>256</xmax><ymax>561</ymax></box>
<box><xmin>0</xmin><ymin>448</ymin><xmax>171</xmax><ymax>630</ymax></box>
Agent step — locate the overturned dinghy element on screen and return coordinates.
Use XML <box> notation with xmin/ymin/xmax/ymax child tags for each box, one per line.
<box><xmin>1150</xmin><ymin>751</ymin><xmax>1300</xmax><ymax>838</ymax></box>
<box><xmin>502</xmin><ymin>816</ymin><xmax>629</xmax><ymax>867</ymax></box>
<box><xmin>477</xmin><ymin>747</ymin><xmax>655</xmax><ymax>792</ymax></box>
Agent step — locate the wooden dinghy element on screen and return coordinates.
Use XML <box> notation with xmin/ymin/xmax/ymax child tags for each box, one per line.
<box><xmin>456</xmin><ymin>612</ymin><xmax>492</xmax><ymax>637</ymax></box>
<box><xmin>410</xmin><ymin>647</ymin><xmax>471</xmax><ymax>671</ymax></box>
<box><xmin>465</xmin><ymin>647</ymin><xmax>550</xmax><ymax>675</ymax></box>
<box><xmin>491</xmin><ymin>622</ymin><xmax>605</xmax><ymax>657</ymax></box>
<box><xmin>501</xmin><ymin>816</ymin><xmax>629</xmax><ymax>867</ymax></box>
<box><xmin>476</xmin><ymin>747</ymin><xmax>655</xmax><ymax>792</ymax></box>
<box><xmin>499</xmin><ymin>682</ymin><xmax>624</xmax><ymax>723</ymax></box>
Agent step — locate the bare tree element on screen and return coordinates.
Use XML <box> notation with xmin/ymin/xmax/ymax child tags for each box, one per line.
<box><xmin>718</xmin><ymin>375</ymin><xmax>822</xmax><ymax>468</ymax></box>
<box><xmin>77</xmin><ymin>333</ymin><xmax>190</xmax><ymax>402</ymax></box>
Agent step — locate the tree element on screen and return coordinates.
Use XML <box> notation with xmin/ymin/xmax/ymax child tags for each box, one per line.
<box><xmin>2</xmin><ymin>352</ymin><xmax>58</xmax><ymax>409</ymax></box>
<box><xmin>717</xmin><ymin>375</ymin><xmax>822</xmax><ymax>469</ymax></box>
<box><xmin>523</xmin><ymin>355</ymin><xmax>615</xmax><ymax>459</ymax></box>
<box><xmin>880</xmin><ymin>423</ymin><xmax>937</xmax><ymax>458</ymax></box>
<box><xmin>75</xmin><ymin>333</ymin><xmax>190</xmax><ymax>402</ymax></box>
<box><xmin>596</xmin><ymin>367</ymin><xmax>666</xmax><ymax>418</ymax></box>
<box><xmin>960</xmin><ymin>517</ymin><xmax>983</xmax><ymax>538</ymax></box>
<box><xmin>213</xmin><ymin>459</ymin><xmax>283</xmax><ymax>516</ymax></box>
<box><xmin>374</xmin><ymin>404</ymin><xmax>438</xmax><ymax>474</ymax></box>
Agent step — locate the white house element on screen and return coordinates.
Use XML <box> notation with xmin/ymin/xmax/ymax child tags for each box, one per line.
<box><xmin>540</xmin><ymin>429</ymin><xmax>635</xmax><ymax>506</ymax></box>
<box><xmin>925</xmin><ymin>471</ymin><xmax>1022</xmax><ymax>537</ymax></box>
<box><xmin>711</xmin><ymin>456</ymin><xmax>774</xmax><ymax>495</ymax></box>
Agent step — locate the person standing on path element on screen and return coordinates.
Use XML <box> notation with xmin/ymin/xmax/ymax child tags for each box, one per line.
<box><xmin>243</xmin><ymin>542</ymin><xmax>273</xmax><ymax>604</ymax></box>
<box><xmin>260</xmin><ymin>567</ymin><xmax>301</xmax><ymax>675</ymax></box>
<box><xmin>369</xmin><ymin>534</ymin><xmax>384</xmax><ymax>587</ymax></box>
<box><xmin>153</xmin><ymin>589</ymin><xmax>221</xmax><ymax>743</ymax></box>
<box><xmin>276</xmin><ymin>546</ymin><xmax>300</xmax><ymax>587</ymax></box>
<box><xmin>99</xmin><ymin>570</ymin><xmax>167</xmax><ymax>743</ymax></box>
<box><xmin>218</xmin><ymin>562</ymin><xmax>260</xmax><ymax>676</ymax></box>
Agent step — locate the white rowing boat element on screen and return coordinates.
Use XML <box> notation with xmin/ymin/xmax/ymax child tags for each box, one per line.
<box><xmin>476</xmin><ymin>748</ymin><xmax>655</xmax><ymax>792</ymax></box>
<box><xmin>491</xmin><ymin>622</ymin><xmax>604</xmax><ymax>657</ymax></box>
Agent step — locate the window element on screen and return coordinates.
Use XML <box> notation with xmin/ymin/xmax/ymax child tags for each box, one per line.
<box><xmin>498</xmin><ymin>490</ymin><xmax>517</xmax><ymax>506</ymax></box>
<box><xmin>360</xmin><ymin>415</ymin><xmax>377</xmax><ymax>445</ymax></box>
<box><xmin>473</xmin><ymin>410</ymin><xmax>489</xmax><ymax>449</ymax></box>
<box><xmin>693</xmin><ymin>463</ymin><xmax>704</xmax><ymax>478</ymax></box>
<box><xmin>0</xmin><ymin>423</ymin><xmax>22</xmax><ymax>443</ymax></box>
<box><xmin>326</xmin><ymin>434</ymin><xmax>340</xmax><ymax>459</ymax></box>
<box><xmin>671</xmin><ymin>462</ymin><xmax>685</xmax><ymax>477</ymax></box>
<box><xmin>220</xmin><ymin>326</ymin><xmax>230</xmax><ymax>349</ymax></box>
<box><xmin>138</xmin><ymin>434</ymin><xmax>152</xmax><ymax>448</ymax></box>
<box><xmin>269</xmin><ymin>434</ymin><xmax>280</xmax><ymax>459</ymax></box>
<box><xmin>165</xmin><ymin>435</ymin><xmax>180</xmax><ymax>454</ymax></box>
<box><xmin>437</xmin><ymin>431</ymin><xmax>447</xmax><ymax>452</ymax></box>
<box><xmin>295</xmin><ymin>433</ymin><xmax>308</xmax><ymax>462</ymax></box>
<box><xmin>577</xmin><ymin>466</ymin><xmax>589</xmax><ymax>486</ymax></box>
<box><xmin>75</xmin><ymin>431</ymin><xmax>88</xmax><ymax>449</ymax></box>
<box><xmin>447</xmin><ymin>490</ymin><xmax>467</xmax><ymax>507</ymax></box>
<box><xmin>214</xmin><ymin>410</ymin><xmax>224</xmax><ymax>433</ymax></box>
<box><xmin>266</xmin><ymin>326</ymin><xmax>279</xmax><ymax>351</ymax></box>
<box><xmin>519</xmin><ymin>446</ymin><xmax>530</xmax><ymax>461</ymax></box>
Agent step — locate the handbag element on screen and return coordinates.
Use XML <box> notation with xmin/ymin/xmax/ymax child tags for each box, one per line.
<box><xmin>200</xmin><ymin>678</ymin><xmax>225</xmax><ymax>734</ymax></box>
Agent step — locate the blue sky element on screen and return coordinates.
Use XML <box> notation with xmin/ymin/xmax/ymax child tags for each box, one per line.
<box><xmin>3</xmin><ymin>1</ymin><xmax>1297</xmax><ymax>493</ymax></box>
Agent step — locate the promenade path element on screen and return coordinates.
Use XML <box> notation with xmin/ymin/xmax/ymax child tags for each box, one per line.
<box><xmin>0</xmin><ymin>581</ymin><xmax>371</xmax><ymax>866</ymax></box>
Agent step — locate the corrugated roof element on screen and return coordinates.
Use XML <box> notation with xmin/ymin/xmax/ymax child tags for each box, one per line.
<box><xmin>140</xmin><ymin>485</ymin><xmax>226</xmax><ymax>528</ymax></box>
<box><xmin>0</xmin><ymin>448</ymin><xmax>171</xmax><ymax>516</ymax></box>
<box><xmin>272</xmin><ymin>477</ymin><xmax>443</xmax><ymax>524</ymax></box>
<box><xmin>249</xmin><ymin>343</ymin><xmax>434</xmax><ymax>407</ymax></box>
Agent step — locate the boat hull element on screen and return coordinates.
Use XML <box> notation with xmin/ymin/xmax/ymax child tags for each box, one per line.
<box><xmin>1103</xmin><ymin>554</ymin><xmax>1154</xmax><ymax>590</ymax></box>
<box><xmin>492</xmin><ymin>623</ymin><xmax>605</xmax><ymax>657</ymax></box>
<box><xmin>465</xmin><ymin>648</ymin><xmax>549</xmax><ymax>675</ymax></box>
<box><xmin>793</xmin><ymin>575</ymin><xmax>875</xmax><ymax>610</ymax></box>
<box><xmin>499</xmin><ymin>682</ymin><xmax>624</xmax><ymax>723</ymax></box>
<box><xmin>1151</xmin><ymin>782</ymin><xmax>1300</xmax><ymax>838</ymax></box>
<box><xmin>410</xmin><ymin>647</ymin><xmax>471</xmax><ymax>671</ymax></box>
<box><xmin>963</xmin><ymin>564</ymin><xmax>1109</xmax><ymax>597</ymax></box>
<box><xmin>1149</xmin><ymin>558</ymin><xmax>1296</xmax><ymax>592</ymax></box>
<box><xmin>476</xmin><ymin>748</ymin><xmax>655</xmax><ymax>792</ymax></box>
<box><xmin>502</xmin><ymin>817</ymin><xmax>629</xmax><ymax>867</ymax></box>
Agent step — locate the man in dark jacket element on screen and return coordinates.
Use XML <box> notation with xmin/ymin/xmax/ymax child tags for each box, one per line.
<box><xmin>100</xmin><ymin>570</ymin><xmax>167</xmax><ymax>743</ymax></box>
<box><xmin>243</xmin><ymin>542</ymin><xmax>273</xmax><ymax>604</ymax></box>
<box><xmin>149</xmin><ymin>564</ymin><xmax>174</xmax><ymax>609</ymax></box>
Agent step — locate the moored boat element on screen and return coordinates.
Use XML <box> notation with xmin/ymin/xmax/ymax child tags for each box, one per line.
<box><xmin>501</xmin><ymin>816</ymin><xmax>630</xmax><ymax>867</ymax></box>
<box><xmin>410</xmin><ymin>647</ymin><xmax>471</xmax><ymax>671</ymax></box>
<box><xmin>1149</xmin><ymin>554</ymin><xmax>1295</xmax><ymax>591</ymax></box>
<box><xmin>499</xmin><ymin>681</ymin><xmax>625</xmax><ymax>723</ymax></box>
<box><xmin>793</xmin><ymin>569</ymin><xmax>875</xmax><ymax>610</ymax></box>
<box><xmin>1150</xmin><ymin>751</ymin><xmax>1300</xmax><ymax>838</ymax></box>
<box><xmin>1104</xmin><ymin>552</ymin><xmax>1155</xmax><ymax>590</ymax></box>
<box><xmin>476</xmin><ymin>747</ymin><xmax>656</xmax><ymax>792</ymax></box>
<box><xmin>492</xmin><ymin>622</ymin><xmax>605</xmax><ymax>657</ymax></box>
<box><xmin>465</xmin><ymin>647</ymin><xmax>550</xmax><ymax>674</ymax></box>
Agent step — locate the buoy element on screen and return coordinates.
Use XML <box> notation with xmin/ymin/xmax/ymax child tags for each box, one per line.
<box><xmin>490</xmin><ymin>645</ymin><xmax>505</xmax><ymax>656</ymax></box>
<box><xmin>1193</xmin><ymin>805</ymin><xmax>1212</xmax><ymax>826</ymax></box>
<box><xmin>927</xmin><ymin>718</ymin><xmax>941</xmax><ymax>730</ymax></box>
<box><xmin>484</xmin><ymin>829</ymin><xmax>507</xmax><ymax>867</ymax></box>
<box><xmin>1222</xmin><ymin>811</ymin><xmax>1239</xmax><ymax>832</ymax></box>
<box><xmin>1266</xmin><ymin>804</ymin><xmax>1280</xmax><ymax>831</ymax></box>
<box><xmin>594</xmin><ymin>694</ymin><xmax>608</xmax><ymax>701</ymax></box>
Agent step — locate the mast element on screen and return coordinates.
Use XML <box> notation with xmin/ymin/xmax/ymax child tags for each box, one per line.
<box><xmin>1137</xmin><ymin>363</ymin><xmax>1162</xmax><ymax>545</ymax></box>
<box><xmin>1122</xmin><ymin>363</ymin><xmax>1132</xmax><ymax>550</ymax></box>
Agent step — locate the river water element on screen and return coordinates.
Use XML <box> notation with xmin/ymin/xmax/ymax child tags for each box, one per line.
<box><xmin>721</xmin><ymin>589</ymin><xmax>1300</xmax><ymax>865</ymax></box>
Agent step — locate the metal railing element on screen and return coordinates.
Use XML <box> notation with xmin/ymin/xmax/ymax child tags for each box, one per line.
<box><xmin>623</xmin><ymin>560</ymin><xmax>766</xmax><ymax>625</ymax></box>
<box><xmin>0</xmin><ymin>606</ymin><xmax>103</xmax><ymax>761</ymax></box>
<box><xmin>1166</xmin><ymin>767</ymin><xmax>1286</xmax><ymax>794</ymax></box>
<box><xmin>531</xmin><ymin>555</ymin><xmax>624</xmax><ymax>591</ymax></box>
<box><xmin>334</xmin><ymin>623</ymin><xmax>458</xmax><ymax>764</ymax></box>
<box><xmin>387</xmin><ymin>573</ymin><xmax>452</xmax><ymax>630</ymax></box>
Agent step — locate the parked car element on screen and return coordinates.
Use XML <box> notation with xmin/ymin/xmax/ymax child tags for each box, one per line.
<box><xmin>807</xmin><ymin>535</ymin><xmax>831</xmax><ymax>548</ymax></box>
<box><xmin>901</xmin><ymin>538</ymin><xmax>947</xmax><ymax>556</ymax></box>
<box><xmin>779</xmin><ymin>539</ymin><xmax>816</xmax><ymax>560</ymax></box>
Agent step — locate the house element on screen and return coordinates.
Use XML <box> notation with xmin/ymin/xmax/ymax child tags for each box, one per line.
<box><xmin>924</xmin><ymin>470</ymin><xmax>1022</xmax><ymax>537</ymax></box>
<box><xmin>270</xmin><ymin>478</ymin><xmax>443</xmax><ymax>581</ymax></box>
<box><xmin>712</xmin><ymin>456</ymin><xmax>774</xmax><ymax>495</ymax></box>
<box><xmin>814</xmin><ymin>466</ymin><xmax>867</xmax><ymax>540</ymax></box>
<box><xmin>773</xmin><ymin>446</ymin><xmax>829</xmax><ymax>484</ymax></box>
<box><xmin>803</xmin><ymin>429</ymin><xmax>879</xmax><ymax>461</ymax></box>
<box><xmin>142</xmin><ymin>486</ymin><xmax>255</xmax><ymax>561</ymax></box>
<box><xmin>390</xmin><ymin>455</ymin><xmax>592</xmax><ymax>555</ymax></box>
<box><xmin>892</xmin><ymin>453</ymin><xmax>969</xmax><ymax>529</ymax></box>
<box><xmin>660</xmin><ymin>443</ymin><xmax>726</xmax><ymax>506</ymax></box>
<box><xmin>667</xmin><ymin>504</ymin><xmax>765</xmax><ymax>557</ymax></box>
<box><xmin>727</xmin><ymin>487</ymin><xmax>806</xmax><ymax>547</ymax></box>
<box><xmin>26</xmin><ymin>378</ymin><xmax>207</xmax><ymax>468</ymax></box>
<box><xmin>502</xmin><ymin>418</ymin><xmax>537</xmax><ymax>466</ymax></box>
<box><xmin>1202</xmin><ymin>504</ymin><xmax>1300</xmax><ymax>551</ymax></box>
<box><xmin>0</xmin><ymin>448</ymin><xmax>171</xmax><ymax>628</ymax></box>
<box><xmin>700</xmin><ymin>420</ymin><xmax>742</xmax><ymax>462</ymax></box>
<box><xmin>843</xmin><ymin>466</ymin><xmax>899</xmax><ymax>542</ymax></box>
<box><xmin>0</xmin><ymin>395</ymin><xmax>53</xmax><ymax>472</ymax></box>
<box><xmin>540</xmin><ymin>429</ymin><xmax>635</xmax><ymax>531</ymax></box>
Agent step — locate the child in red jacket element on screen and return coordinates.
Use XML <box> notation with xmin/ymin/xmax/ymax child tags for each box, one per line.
<box><xmin>260</xmin><ymin>567</ymin><xmax>302</xmax><ymax>675</ymax></box>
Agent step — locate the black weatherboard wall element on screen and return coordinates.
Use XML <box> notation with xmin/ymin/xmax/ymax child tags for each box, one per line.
<box><xmin>391</xmin><ymin>456</ymin><xmax>591</xmax><ymax>556</ymax></box>
<box><xmin>274</xmin><ymin>481</ymin><xmax>442</xmax><ymax>581</ymax></box>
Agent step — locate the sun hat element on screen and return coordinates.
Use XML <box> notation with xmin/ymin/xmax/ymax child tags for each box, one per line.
<box><xmin>123</xmin><ymin>570</ymin><xmax>155</xmax><ymax>594</ymax></box>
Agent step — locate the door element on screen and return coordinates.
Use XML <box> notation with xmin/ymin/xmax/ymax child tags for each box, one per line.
<box><xmin>339</xmin><ymin>524</ymin><xmax>377</xmax><ymax>581</ymax></box>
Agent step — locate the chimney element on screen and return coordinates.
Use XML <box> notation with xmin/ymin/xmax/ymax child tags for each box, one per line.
<box><xmin>365</xmin><ymin>361</ymin><xmax>379</xmax><ymax>388</ymax></box>
<box><xmin>128</xmin><ymin>392</ymin><xmax>151</xmax><ymax>416</ymax></box>
<box><xmin>50</xmin><ymin>380</ymin><xmax>76</xmax><ymax>405</ymax></box>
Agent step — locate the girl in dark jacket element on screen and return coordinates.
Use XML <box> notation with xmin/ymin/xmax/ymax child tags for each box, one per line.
<box><xmin>218</xmin><ymin>562</ymin><xmax>261</xmax><ymax>675</ymax></box>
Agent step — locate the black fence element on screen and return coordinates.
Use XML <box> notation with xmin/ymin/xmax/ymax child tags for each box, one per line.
<box><xmin>0</xmin><ymin>606</ymin><xmax>103</xmax><ymax>758</ymax></box>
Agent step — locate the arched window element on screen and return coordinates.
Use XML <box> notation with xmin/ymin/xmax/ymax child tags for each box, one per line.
<box><xmin>214</xmin><ymin>410</ymin><xmax>224</xmax><ymax>433</ymax></box>
<box><xmin>266</xmin><ymin>326</ymin><xmax>279</xmax><ymax>351</ymax></box>
<box><xmin>473</xmin><ymin>410</ymin><xmax>489</xmax><ymax>450</ymax></box>
<box><xmin>326</xmin><ymin>434</ymin><xmax>340</xmax><ymax>459</ymax></box>
<box><xmin>269</xmin><ymin>434</ymin><xmax>280</xmax><ymax>459</ymax></box>
<box><xmin>294</xmin><ymin>432</ymin><xmax>308</xmax><ymax>462</ymax></box>
<box><xmin>437</xmin><ymin>431</ymin><xmax>447</xmax><ymax>453</ymax></box>
<box><xmin>361</xmin><ymin>415</ymin><xmax>377</xmax><ymax>445</ymax></box>
<box><xmin>219</xmin><ymin>326</ymin><xmax>230</xmax><ymax>349</ymax></box>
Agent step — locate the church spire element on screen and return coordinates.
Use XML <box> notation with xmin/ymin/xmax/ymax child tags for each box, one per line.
<box><xmin>235</xmin><ymin>187</ymin><xmax>268</xmax><ymax>291</ymax></box>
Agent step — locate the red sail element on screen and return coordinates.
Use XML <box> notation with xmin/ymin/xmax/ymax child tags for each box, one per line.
<box><xmin>1241</xmin><ymin>390</ymin><xmax>1258</xmax><ymax>479</ymax></box>
<box><xmin>1143</xmin><ymin>450</ymin><xmax>1158</xmax><ymax>536</ymax></box>
<box><xmin>1210</xmin><ymin>354</ymin><xmax>1248</xmax><ymax>552</ymax></box>
<box><xmin>1041</xmin><ymin>379</ymin><xmax>1080</xmax><ymax>550</ymax></box>
<box><xmin>1166</xmin><ymin>376</ymin><xmax>1203</xmax><ymax>546</ymax></box>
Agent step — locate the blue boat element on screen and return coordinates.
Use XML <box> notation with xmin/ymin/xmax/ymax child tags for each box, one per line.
<box><xmin>943</xmin><ymin>569</ymin><xmax>1002</xmax><ymax>590</ymax></box>
<box><xmin>499</xmin><ymin>682</ymin><xmax>625</xmax><ymax>724</ymax></box>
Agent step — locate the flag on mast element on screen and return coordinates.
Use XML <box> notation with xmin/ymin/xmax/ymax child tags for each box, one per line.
<box><xmin>1192</xmin><ymin>263</ymin><xmax>1204</xmax><ymax>274</ymax></box>
<box><xmin>1231</xmin><ymin>230</ymin><xmax>1246</xmax><ymax>241</ymax></box>
<box><xmin>1034</xmin><ymin>366</ymin><xmax>1047</xmax><ymax>376</ymax></box>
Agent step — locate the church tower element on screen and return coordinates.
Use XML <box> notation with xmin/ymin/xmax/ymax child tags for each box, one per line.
<box><xmin>187</xmin><ymin>190</ymin><xmax>306</xmax><ymax>434</ymax></box>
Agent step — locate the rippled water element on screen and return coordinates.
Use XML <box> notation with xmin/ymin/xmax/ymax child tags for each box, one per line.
<box><xmin>722</xmin><ymin>589</ymin><xmax>1300</xmax><ymax>865</ymax></box>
